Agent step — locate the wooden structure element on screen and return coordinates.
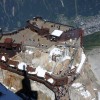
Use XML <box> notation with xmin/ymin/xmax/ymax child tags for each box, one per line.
<box><xmin>26</xmin><ymin>17</ymin><xmax>84</xmax><ymax>47</ymax></box>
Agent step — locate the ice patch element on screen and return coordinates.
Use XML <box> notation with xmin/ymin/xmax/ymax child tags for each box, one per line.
<box><xmin>81</xmin><ymin>90</ymin><xmax>91</xmax><ymax>98</ymax></box>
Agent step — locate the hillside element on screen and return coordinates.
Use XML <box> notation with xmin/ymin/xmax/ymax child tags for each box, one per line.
<box><xmin>0</xmin><ymin>0</ymin><xmax>100</xmax><ymax>30</ymax></box>
<box><xmin>83</xmin><ymin>31</ymin><xmax>100</xmax><ymax>50</ymax></box>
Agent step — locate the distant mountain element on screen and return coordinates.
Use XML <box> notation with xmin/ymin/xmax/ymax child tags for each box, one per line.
<box><xmin>0</xmin><ymin>0</ymin><xmax>100</xmax><ymax>31</ymax></box>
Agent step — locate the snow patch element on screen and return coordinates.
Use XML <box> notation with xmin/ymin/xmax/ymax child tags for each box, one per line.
<box><xmin>76</xmin><ymin>51</ymin><xmax>86</xmax><ymax>73</ymax></box>
<box><xmin>28</xmin><ymin>71</ymin><xmax>37</xmax><ymax>75</ymax></box>
<box><xmin>36</xmin><ymin>66</ymin><xmax>47</xmax><ymax>77</ymax></box>
<box><xmin>72</xmin><ymin>82</ymin><xmax>82</xmax><ymax>88</ymax></box>
<box><xmin>71</xmin><ymin>65</ymin><xmax>75</xmax><ymax>69</ymax></box>
<box><xmin>92</xmin><ymin>98</ymin><xmax>96</xmax><ymax>100</ymax></box>
<box><xmin>25</xmin><ymin>50</ymin><xmax>33</xmax><ymax>54</ymax></box>
<box><xmin>81</xmin><ymin>90</ymin><xmax>91</xmax><ymax>98</ymax></box>
<box><xmin>11</xmin><ymin>87</ymin><xmax>16</xmax><ymax>91</ymax></box>
<box><xmin>47</xmin><ymin>78</ymin><xmax>54</xmax><ymax>84</ymax></box>
<box><xmin>18</xmin><ymin>62</ymin><xmax>27</xmax><ymax>70</ymax></box>
<box><xmin>50</xmin><ymin>48</ymin><xmax>62</xmax><ymax>56</ymax></box>
<box><xmin>72</xmin><ymin>83</ymin><xmax>91</xmax><ymax>98</ymax></box>
<box><xmin>98</xmin><ymin>92</ymin><xmax>100</xmax><ymax>100</ymax></box>
<box><xmin>9</xmin><ymin>64</ymin><xmax>15</xmax><ymax>67</ymax></box>
<box><xmin>62</xmin><ymin>55</ymin><xmax>71</xmax><ymax>61</ymax></box>
<box><xmin>60</xmin><ymin>0</ymin><xmax>64</xmax><ymax>7</ymax></box>
<box><xmin>1</xmin><ymin>56</ymin><xmax>6</xmax><ymax>61</ymax></box>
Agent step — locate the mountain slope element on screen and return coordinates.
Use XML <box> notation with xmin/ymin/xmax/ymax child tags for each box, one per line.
<box><xmin>83</xmin><ymin>31</ymin><xmax>100</xmax><ymax>50</ymax></box>
<box><xmin>0</xmin><ymin>0</ymin><xmax>100</xmax><ymax>30</ymax></box>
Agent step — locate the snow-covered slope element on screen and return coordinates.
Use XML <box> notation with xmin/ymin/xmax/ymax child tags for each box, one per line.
<box><xmin>86</xmin><ymin>47</ymin><xmax>100</xmax><ymax>84</ymax></box>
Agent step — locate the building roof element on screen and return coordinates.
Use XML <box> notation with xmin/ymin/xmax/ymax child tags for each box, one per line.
<box><xmin>51</xmin><ymin>30</ymin><xmax>63</xmax><ymax>37</ymax></box>
<box><xmin>8</xmin><ymin>60</ymin><xmax>19</xmax><ymax>67</ymax></box>
<box><xmin>4</xmin><ymin>38</ymin><xmax>12</xmax><ymax>43</ymax></box>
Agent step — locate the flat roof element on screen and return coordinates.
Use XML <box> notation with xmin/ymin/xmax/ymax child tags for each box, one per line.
<box><xmin>51</xmin><ymin>30</ymin><xmax>63</xmax><ymax>37</ymax></box>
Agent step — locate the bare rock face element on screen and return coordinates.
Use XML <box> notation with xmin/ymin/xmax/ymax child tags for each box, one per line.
<box><xmin>69</xmin><ymin>62</ymin><xmax>98</xmax><ymax>100</ymax></box>
<box><xmin>44</xmin><ymin>61</ymin><xmax>54</xmax><ymax>72</ymax></box>
<box><xmin>3</xmin><ymin>70</ymin><xmax>23</xmax><ymax>92</ymax></box>
<box><xmin>0</xmin><ymin>51</ymin><xmax>99</xmax><ymax>100</ymax></box>
<box><xmin>0</xmin><ymin>70</ymin><xmax>55</xmax><ymax>100</ymax></box>
<box><xmin>38</xmin><ymin>91</ymin><xmax>51</xmax><ymax>100</ymax></box>
<box><xmin>30</xmin><ymin>81</ymin><xmax>55</xmax><ymax>100</ymax></box>
<box><xmin>34</xmin><ymin>50</ymin><xmax>41</xmax><ymax>58</ymax></box>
